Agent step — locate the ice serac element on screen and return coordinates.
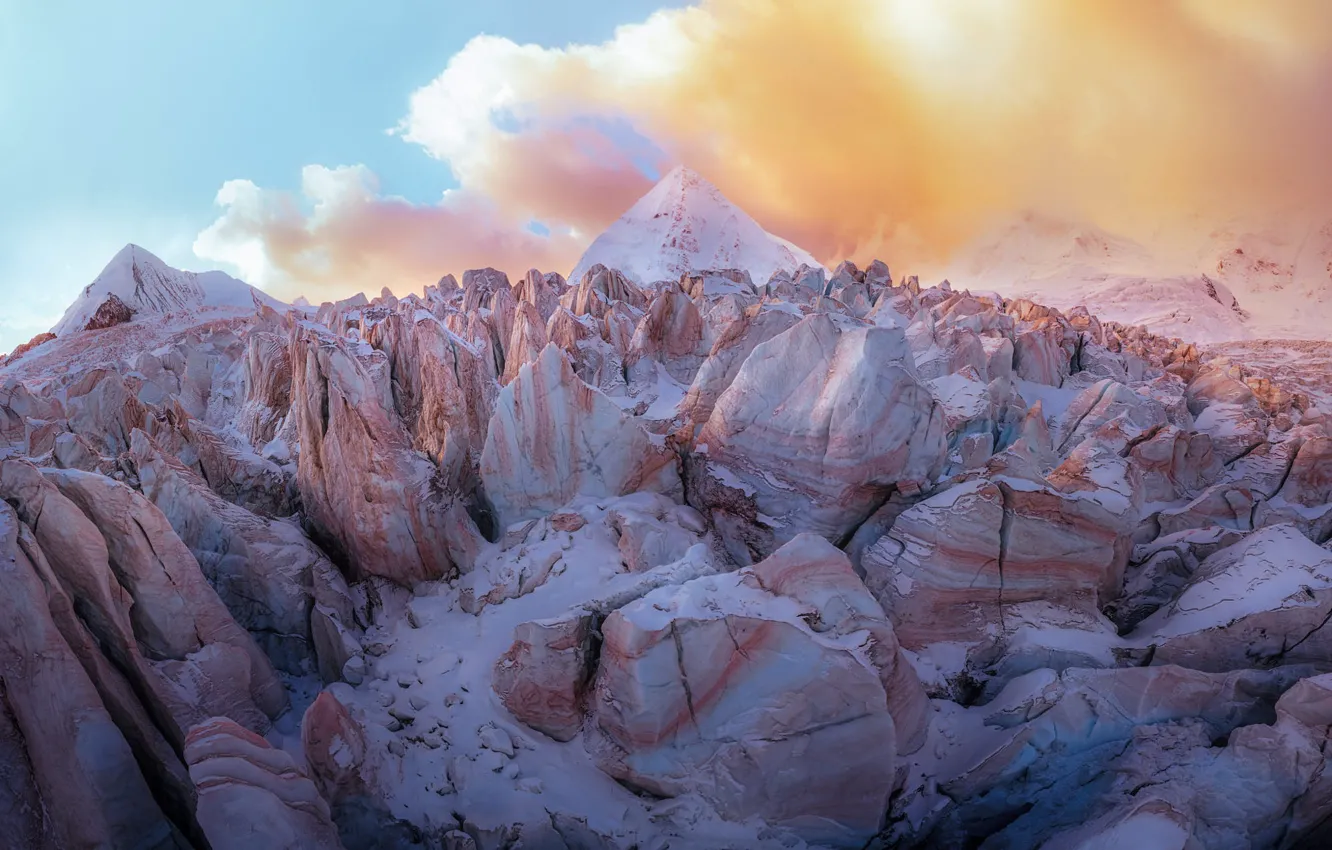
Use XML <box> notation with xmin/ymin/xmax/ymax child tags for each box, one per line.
<box><xmin>677</xmin><ymin>302</ymin><xmax>801</xmax><ymax>434</ymax></box>
<box><xmin>1130</xmin><ymin>524</ymin><xmax>1332</xmax><ymax>670</ymax></box>
<box><xmin>238</xmin><ymin>328</ymin><xmax>293</xmax><ymax>446</ymax></box>
<box><xmin>480</xmin><ymin>344</ymin><xmax>681</xmax><ymax>528</ymax></box>
<box><xmin>185</xmin><ymin>717</ymin><xmax>345</xmax><ymax>850</ymax></box>
<box><xmin>502</xmin><ymin>300</ymin><xmax>549</xmax><ymax>385</ymax></box>
<box><xmin>587</xmin><ymin>534</ymin><xmax>923</xmax><ymax>848</ymax></box>
<box><xmin>290</xmin><ymin>322</ymin><xmax>480</xmax><ymax>585</ymax></box>
<box><xmin>365</xmin><ymin>310</ymin><xmax>497</xmax><ymax>493</ymax></box>
<box><xmin>570</xmin><ymin>166</ymin><xmax>822</xmax><ymax>286</ymax></box>
<box><xmin>51</xmin><ymin>243</ymin><xmax>288</xmax><ymax>336</ymax></box>
<box><xmin>690</xmin><ymin>312</ymin><xmax>946</xmax><ymax>562</ymax></box>
<box><xmin>863</xmin><ymin>472</ymin><xmax>1131</xmax><ymax>683</ymax></box>
<box><xmin>0</xmin><ymin>500</ymin><xmax>186</xmax><ymax>850</ymax></box>
<box><xmin>0</xmin><ymin>459</ymin><xmax>287</xmax><ymax>748</ymax></box>
<box><xmin>130</xmin><ymin>429</ymin><xmax>363</xmax><ymax>681</ymax></box>
<box><xmin>37</xmin><ymin>464</ymin><xmax>289</xmax><ymax>722</ymax></box>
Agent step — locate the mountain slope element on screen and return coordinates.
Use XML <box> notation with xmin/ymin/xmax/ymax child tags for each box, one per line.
<box><xmin>570</xmin><ymin>166</ymin><xmax>822</xmax><ymax>286</ymax></box>
<box><xmin>951</xmin><ymin>210</ymin><xmax>1157</xmax><ymax>283</ymax></box>
<box><xmin>52</xmin><ymin>244</ymin><xmax>287</xmax><ymax>336</ymax></box>
<box><xmin>1199</xmin><ymin>215</ymin><xmax>1332</xmax><ymax>338</ymax></box>
<box><xmin>944</xmin><ymin>212</ymin><xmax>1254</xmax><ymax>343</ymax></box>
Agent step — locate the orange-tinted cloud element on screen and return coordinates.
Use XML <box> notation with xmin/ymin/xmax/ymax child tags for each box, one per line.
<box><xmin>198</xmin><ymin>0</ymin><xmax>1332</xmax><ymax>298</ymax></box>
<box><xmin>194</xmin><ymin>165</ymin><xmax>586</xmax><ymax>303</ymax></box>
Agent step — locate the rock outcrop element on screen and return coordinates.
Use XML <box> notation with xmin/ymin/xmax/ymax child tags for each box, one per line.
<box><xmin>480</xmin><ymin>344</ymin><xmax>681</xmax><ymax>528</ymax></box>
<box><xmin>10</xmin><ymin>221</ymin><xmax>1332</xmax><ymax>849</ymax></box>
<box><xmin>290</xmin><ymin>323</ymin><xmax>480</xmax><ymax>585</ymax></box>
<box><xmin>186</xmin><ymin>717</ymin><xmax>345</xmax><ymax>850</ymax></box>
<box><xmin>690</xmin><ymin>313</ymin><xmax>946</xmax><ymax>563</ymax></box>
<box><xmin>586</xmin><ymin>535</ymin><xmax>924</xmax><ymax>847</ymax></box>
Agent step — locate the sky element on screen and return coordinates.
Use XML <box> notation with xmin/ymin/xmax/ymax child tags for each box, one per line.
<box><xmin>4</xmin><ymin>0</ymin><xmax>1332</xmax><ymax>353</ymax></box>
<box><xmin>0</xmin><ymin>0</ymin><xmax>686</xmax><ymax>350</ymax></box>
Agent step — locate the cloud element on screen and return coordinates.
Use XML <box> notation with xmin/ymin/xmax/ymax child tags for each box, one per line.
<box><xmin>199</xmin><ymin>0</ymin><xmax>1332</xmax><ymax>296</ymax></box>
<box><xmin>194</xmin><ymin>165</ymin><xmax>584</xmax><ymax>302</ymax></box>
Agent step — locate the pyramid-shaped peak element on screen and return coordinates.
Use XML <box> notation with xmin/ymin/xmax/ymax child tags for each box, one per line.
<box><xmin>51</xmin><ymin>244</ymin><xmax>289</xmax><ymax>336</ymax></box>
<box><xmin>659</xmin><ymin>164</ymin><xmax>704</xmax><ymax>185</ymax></box>
<box><xmin>105</xmin><ymin>243</ymin><xmax>169</xmax><ymax>273</ymax></box>
<box><xmin>570</xmin><ymin>165</ymin><xmax>822</xmax><ymax>286</ymax></box>
<box><xmin>667</xmin><ymin>164</ymin><xmax>717</xmax><ymax>186</ymax></box>
<box><xmin>634</xmin><ymin>165</ymin><xmax>730</xmax><ymax>215</ymax></box>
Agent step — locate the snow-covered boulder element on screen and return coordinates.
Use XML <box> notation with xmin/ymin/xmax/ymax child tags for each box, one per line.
<box><xmin>587</xmin><ymin>535</ymin><xmax>924</xmax><ymax>847</ymax></box>
<box><xmin>1129</xmin><ymin>524</ymin><xmax>1332</xmax><ymax>670</ymax></box>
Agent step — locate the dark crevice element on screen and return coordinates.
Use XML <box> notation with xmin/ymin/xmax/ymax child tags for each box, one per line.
<box><xmin>1278</xmin><ymin>597</ymin><xmax>1332</xmax><ymax>660</ymax></box>
<box><xmin>1118</xmin><ymin>423</ymin><xmax>1165</xmax><ymax>459</ymax></box>
<box><xmin>995</xmin><ymin>481</ymin><xmax>1016</xmax><ymax>638</ymax></box>
<box><xmin>1056</xmin><ymin>379</ymin><xmax>1116</xmax><ymax>456</ymax></box>
<box><xmin>670</xmin><ymin>623</ymin><xmax>700</xmax><ymax>731</ymax></box>
<box><xmin>1225</xmin><ymin>440</ymin><xmax>1266</xmax><ymax>467</ymax></box>
<box><xmin>1264</xmin><ymin>443</ymin><xmax>1303</xmax><ymax>500</ymax></box>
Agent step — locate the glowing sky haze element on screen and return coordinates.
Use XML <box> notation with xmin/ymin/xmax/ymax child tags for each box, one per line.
<box><xmin>4</xmin><ymin>0</ymin><xmax>1332</xmax><ymax>351</ymax></box>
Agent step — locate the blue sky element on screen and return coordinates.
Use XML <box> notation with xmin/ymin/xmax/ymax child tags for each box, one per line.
<box><xmin>0</xmin><ymin>0</ymin><xmax>683</xmax><ymax>351</ymax></box>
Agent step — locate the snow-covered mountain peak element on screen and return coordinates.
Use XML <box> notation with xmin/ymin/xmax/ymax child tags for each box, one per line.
<box><xmin>52</xmin><ymin>244</ymin><xmax>288</xmax><ymax>336</ymax></box>
<box><xmin>634</xmin><ymin>164</ymin><xmax>728</xmax><ymax>216</ymax></box>
<box><xmin>569</xmin><ymin>165</ymin><xmax>823</xmax><ymax>286</ymax></box>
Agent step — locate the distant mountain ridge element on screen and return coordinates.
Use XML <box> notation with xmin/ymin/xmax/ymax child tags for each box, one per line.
<box><xmin>944</xmin><ymin>210</ymin><xmax>1332</xmax><ymax>343</ymax></box>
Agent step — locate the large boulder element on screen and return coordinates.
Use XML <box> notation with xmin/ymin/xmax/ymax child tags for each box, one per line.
<box><xmin>301</xmin><ymin>689</ymin><xmax>370</xmax><ymax>805</ymax></box>
<box><xmin>186</xmin><ymin>717</ymin><xmax>345</xmax><ymax>850</ymax></box>
<box><xmin>1127</xmin><ymin>425</ymin><xmax>1222</xmax><ymax>502</ymax></box>
<box><xmin>493</xmin><ymin>614</ymin><xmax>598</xmax><ymax>742</ymax></box>
<box><xmin>690</xmin><ymin>313</ymin><xmax>946</xmax><ymax>563</ymax></box>
<box><xmin>863</xmin><ymin>475</ymin><xmax>1130</xmax><ymax>680</ymax></box>
<box><xmin>1277</xmin><ymin>436</ymin><xmax>1332</xmax><ymax>508</ymax></box>
<box><xmin>586</xmin><ymin>535</ymin><xmax>924</xmax><ymax>847</ymax></box>
<box><xmin>1012</xmin><ymin>317</ymin><xmax>1076</xmax><ymax>386</ymax></box>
